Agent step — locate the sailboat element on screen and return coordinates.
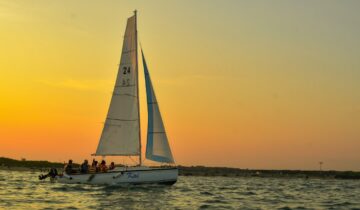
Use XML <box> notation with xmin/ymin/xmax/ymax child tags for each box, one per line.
<box><xmin>56</xmin><ymin>11</ymin><xmax>178</xmax><ymax>185</ymax></box>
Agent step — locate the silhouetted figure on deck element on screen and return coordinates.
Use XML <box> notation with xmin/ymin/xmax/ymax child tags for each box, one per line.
<box><xmin>109</xmin><ymin>162</ymin><xmax>115</xmax><ymax>170</ymax></box>
<box><xmin>64</xmin><ymin>160</ymin><xmax>75</xmax><ymax>174</ymax></box>
<box><xmin>91</xmin><ymin>159</ymin><xmax>99</xmax><ymax>173</ymax></box>
<box><xmin>80</xmin><ymin>159</ymin><xmax>89</xmax><ymax>173</ymax></box>
<box><xmin>100</xmin><ymin>160</ymin><xmax>108</xmax><ymax>172</ymax></box>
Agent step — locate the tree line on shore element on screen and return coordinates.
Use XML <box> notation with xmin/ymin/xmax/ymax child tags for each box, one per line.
<box><xmin>1</xmin><ymin>157</ymin><xmax>359</xmax><ymax>179</ymax></box>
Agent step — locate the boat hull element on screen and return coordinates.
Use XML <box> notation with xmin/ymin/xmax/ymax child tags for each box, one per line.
<box><xmin>55</xmin><ymin>167</ymin><xmax>178</xmax><ymax>185</ymax></box>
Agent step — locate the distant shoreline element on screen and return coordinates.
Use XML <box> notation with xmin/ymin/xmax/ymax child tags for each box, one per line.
<box><xmin>1</xmin><ymin>157</ymin><xmax>359</xmax><ymax>179</ymax></box>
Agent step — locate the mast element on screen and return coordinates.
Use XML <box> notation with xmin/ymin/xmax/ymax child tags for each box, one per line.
<box><xmin>134</xmin><ymin>10</ymin><xmax>142</xmax><ymax>166</ymax></box>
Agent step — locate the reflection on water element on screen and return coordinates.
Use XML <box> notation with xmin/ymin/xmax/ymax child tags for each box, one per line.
<box><xmin>0</xmin><ymin>170</ymin><xmax>359</xmax><ymax>209</ymax></box>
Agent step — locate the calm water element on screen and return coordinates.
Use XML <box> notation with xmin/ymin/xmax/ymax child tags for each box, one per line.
<box><xmin>0</xmin><ymin>170</ymin><xmax>359</xmax><ymax>209</ymax></box>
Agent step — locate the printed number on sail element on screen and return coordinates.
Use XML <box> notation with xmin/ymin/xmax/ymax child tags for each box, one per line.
<box><xmin>122</xmin><ymin>66</ymin><xmax>131</xmax><ymax>86</ymax></box>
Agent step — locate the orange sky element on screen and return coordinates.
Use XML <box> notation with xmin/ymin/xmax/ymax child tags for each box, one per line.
<box><xmin>0</xmin><ymin>1</ymin><xmax>359</xmax><ymax>170</ymax></box>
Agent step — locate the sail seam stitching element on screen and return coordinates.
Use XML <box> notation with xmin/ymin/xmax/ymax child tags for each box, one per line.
<box><xmin>107</xmin><ymin>118</ymin><xmax>138</xmax><ymax>121</ymax></box>
<box><xmin>121</xmin><ymin>49</ymin><xmax>136</xmax><ymax>53</ymax></box>
<box><xmin>115</xmin><ymin>85</ymin><xmax>136</xmax><ymax>87</ymax></box>
<box><xmin>113</xmin><ymin>93</ymin><xmax>137</xmax><ymax>97</ymax></box>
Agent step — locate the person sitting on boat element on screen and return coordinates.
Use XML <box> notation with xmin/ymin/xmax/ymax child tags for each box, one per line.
<box><xmin>109</xmin><ymin>162</ymin><xmax>115</xmax><ymax>170</ymax></box>
<box><xmin>90</xmin><ymin>159</ymin><xmax>99</xmax><ymax>173</ymax></box>
<box><xmin>99</xmin><ymin>160</ymin><xmax>108</xmax><ymax>172</ymax></box>
<box><xmin>80</xmin><ymin>159</ymin><xmax>89</xmax><ymax>173</ymax></box>
<box><xmin>64</xmin><ymin>159</ymin><xmax>75</xmax><ymax>174</ymax></box>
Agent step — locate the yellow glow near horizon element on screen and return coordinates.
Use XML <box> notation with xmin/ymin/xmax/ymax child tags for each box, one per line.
<box><xmin>0</xmin><ymin>0</ymin><xmax>359</xmax><ymax>170</ymax></box>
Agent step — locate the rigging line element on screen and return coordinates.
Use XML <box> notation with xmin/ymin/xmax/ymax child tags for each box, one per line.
<box><xmin>138</xmin><ymin>32</ymin><xmax>142</xmax><ymax>49</ymax></box>
<box><xmin>128</xmin><ymin>156</ymin><xmax>138</xmax><ymax>165</ymax></box>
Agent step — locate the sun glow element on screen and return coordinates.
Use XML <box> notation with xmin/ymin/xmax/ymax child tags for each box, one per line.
<box><xmin>1</xmin><ymin>0</ymin><xmax>359</xmax><ymax>170</ymax></box>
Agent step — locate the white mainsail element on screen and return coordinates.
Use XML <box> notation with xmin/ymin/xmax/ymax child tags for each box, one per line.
<box><xmin>141</xmin><ymin>50</ymin><xmax>174</xmax><ymax>163</ymax></box>
<box><xmin>95</xmin><ymin>14</ymin><xmax>140</xmax><ymax>156</ymax></box>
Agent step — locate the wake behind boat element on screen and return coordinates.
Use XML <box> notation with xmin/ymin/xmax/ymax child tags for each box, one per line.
<box><xmin>44</xmin><ymin>11</ymin><xmax>178</xmax><ymax>185</ymax></box>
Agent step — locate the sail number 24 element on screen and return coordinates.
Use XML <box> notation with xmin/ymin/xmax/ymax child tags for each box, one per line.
<box><xmin>122</xmin><ymin>66</ymin><xmax>131</xmax><ymax>86</ymax></box>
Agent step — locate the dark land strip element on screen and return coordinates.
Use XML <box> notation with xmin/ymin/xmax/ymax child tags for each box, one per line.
<box><xmin>1</xmin><ymin>157</ymin><xmax>359</xmax><ymax>179</ymax></box>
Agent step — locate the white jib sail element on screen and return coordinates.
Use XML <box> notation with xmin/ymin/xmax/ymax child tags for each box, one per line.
<box><xmin>95</xmin><ymin>14</ymin><xmax>140</xmax><ymax>156</ymax></box>
<box><xmin>142</xmin><ymin>50</ymin><xmax>174</xmax><ymax>163</ymax></box>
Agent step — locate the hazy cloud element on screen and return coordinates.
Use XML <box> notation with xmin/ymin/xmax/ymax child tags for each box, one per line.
<box><xmin>39</xmin><ymin>79</ymin><xmax>113</xmax><ymax>91</ymax></box>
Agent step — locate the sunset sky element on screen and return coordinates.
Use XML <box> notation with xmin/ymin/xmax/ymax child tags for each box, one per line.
<box><xmin>0</xmin><ymin>0</ymin><xmax>359</xmax><ymax>170</ymax></box>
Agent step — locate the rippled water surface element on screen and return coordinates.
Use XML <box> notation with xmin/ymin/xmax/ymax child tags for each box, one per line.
<box><xmin>0</xmin><ymin>170</ymin><xmax>360</xmax><ymax>209</ymax></box>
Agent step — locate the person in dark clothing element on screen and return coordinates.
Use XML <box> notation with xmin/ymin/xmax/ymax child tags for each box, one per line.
<box><xmin>64</xmin><ymin>159</ymin><xmax>74</xmax><ymax>174</ymax></box>
<box><xmin>39</xmin><ymin>168</ymin><xmax>58</xmax><ymax>180</ymax></box>
<box><xmin>91</xmin><ymin>159</ymin><xmax>97</xmax><ymax>168</ymax></box>
<box><xmin>100</xmin><ymin>160</ymin><xmax>108</xmax><ymax>172</ymax></box>
<box><xmin>91</xmin><ymin>159</ymin><xmax>99</xmax><ymax>173</ymax></box>
<box><xmin>109</xmin><ymin>162</ymin><xmax>115</xmax><ymax>170</ymax></box>
<box><xmin>80</xmin><ymin>160</ymin><xmax>89</xmax><ymax>173</ymax></box>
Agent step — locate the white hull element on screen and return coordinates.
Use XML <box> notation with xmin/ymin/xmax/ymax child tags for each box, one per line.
<box><xmin>56</xmin><ymin>166</ymin><xmax>178</xmax><ymax>185</ymax></box>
